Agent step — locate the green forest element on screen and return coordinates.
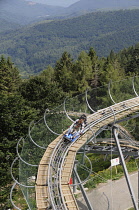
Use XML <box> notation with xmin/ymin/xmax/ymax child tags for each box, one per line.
<box><xmin>1</xmin><ymin>42</ymin><xmax>139</xmax><ymax>208</ymax></box>
<box><xmin>0</xmin><ymin>9</ymin><xmax>139</xmax><ymax>77</ymax></box>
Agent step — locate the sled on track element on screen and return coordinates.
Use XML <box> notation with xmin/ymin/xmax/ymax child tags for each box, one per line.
<box><xmin>63</xmin><ymin>133</ymin><xmax>80</xmax><ymax>142</ymax></box>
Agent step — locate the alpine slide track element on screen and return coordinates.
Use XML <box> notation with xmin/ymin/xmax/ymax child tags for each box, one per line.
<box><xmin>10</xmin><ymin>77</ymin><xmax>139</xmax><ymax>210</ymax></box>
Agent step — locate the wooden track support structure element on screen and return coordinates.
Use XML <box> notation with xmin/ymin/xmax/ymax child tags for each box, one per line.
<box><xmin>36</xmin><ymin>134</ymin><xmax>63</xmax><ymax>209</ymax></box>
<box><xmin>36</xmin><ymin>96</ymin><xmax>139</xmax><ymax>210</ymax></box>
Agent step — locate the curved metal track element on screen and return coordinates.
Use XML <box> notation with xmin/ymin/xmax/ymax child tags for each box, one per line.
<box><xmin>36</xmin><ymin>96</ymin><xmax>139</xmax><ymax>210</ymax></box>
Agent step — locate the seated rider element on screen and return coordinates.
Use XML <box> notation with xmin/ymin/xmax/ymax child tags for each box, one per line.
<box><xmin>67</xmin><ymin>114</ymin><xmax>87</xmax><ymax>138</ymax></box>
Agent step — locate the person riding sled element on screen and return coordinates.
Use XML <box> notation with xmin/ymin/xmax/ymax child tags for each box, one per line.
<box><xmin>65</xmin><ymin>114</ymin><xmax>87</xmax><ymax>141</ymax></box>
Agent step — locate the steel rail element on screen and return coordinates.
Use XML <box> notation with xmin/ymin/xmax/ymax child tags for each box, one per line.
<box><xmin>49</xmin><ymin>145</ymin><xmax>64</xmax><ymax>209</ymax></box>
<box><xmin>10</xmin><ymin>182</ymin><xmax>22</xmax><ymax>210</ymax></box>
<box><xmin>132</xmin><ymin>75</ymin><xmax>139</xmax><ymax>97</ymax></box>
<box><xmin>70</xmin><ymin>155</ymin><xmax>92</xmax><ymax>187</ymax></box>
<box><xmin>63</xmin><ymin>97</ymin><xmax>74</xmax><ymax>122</ymax></box>
<box><xmin>16</xmin><ymin>137</ymin><xmax>38</xmax><ymax>167</ymax></box>
<box><xmin>108</xmin><ymin>80</ymin><xmax>116</xmax><ymax>104</ymax></box>
<box><xmin>117</xmin><ymin>127</ymin><xmax>138</xmax><ymax>146</ymax></box>
<box><xmin>36</xmin><ymin>96</ymin><xmax>139</xmax><ymax>210</ymax></box>
<box><xmin>28</xmin><ymin>121</ymin><xmax>46</xmax><ymax>149</ymax></box>
<box><xmin>11</xmin><ymin>157</ymin><xmax>35</xmax><ymax>188</ymax></box>
<box><xmin>58</xmin><ymin>140</ymin><xmax>78</xmax><ymax>209</ymax></box>
<box><xmin>85</xmin><ymin>96</ymin><xmax>139</xmax><ymax>133</ymax></box>
<box><xmin>59</xmin><ymin>97</ymin><xmax>139</xmax><ymax>209</ymax></box>
<box><xmin>50</xmin><ymin>141</ymin><xmax>72</xmax><ymax>209</ymax></box>
<box><xmin>55</xmin><ymin>142</ymin><xmax>70</xmax><ymax>209</ymax></box>
<box><xmin>48</xmin><ymin>138</ymin><xmax>69</xmax><ymax>209</ymax></box>
<box><xmin>85</xmin><ymin>90</ymin><xmax>96</xmax><ymax>113</ymax></box>
<box><xmin>44</xmin><ymin>108</ymin><xmax>60</xmax><ymax>136</ymax></box>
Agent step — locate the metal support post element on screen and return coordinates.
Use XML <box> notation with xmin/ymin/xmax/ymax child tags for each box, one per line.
<box><xmin>112</xmin><ymin>126</ymin><xmax>138</xmax><ymax>210</ymax></box>
<box><xmin>73</xmin><ymin>168</ymin><xmax>93</xmax><ymax>210</ymax></box>
<box><xmin>81</xmin><ymin>145</ymin><xmax>86</xmax><ymax>165</ymax></box>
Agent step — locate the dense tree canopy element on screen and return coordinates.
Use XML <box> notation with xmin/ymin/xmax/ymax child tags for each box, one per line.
<box><xmin>0</xmin><ymin>56</ymin><xmax>21</xmax><ymax>95</ymax></box>
<box><xmin>1</xmin><ymin>42</ymin><xmax>139</xmax><ymax>208</ymax></box>
<box><xmin>0</xmin><ymin>56</ymin><xmax>37</xmax><ymax>208</ymax></box>
<box><xmin>19</xmin><ymin>66</ymin><xmax>66</xmax><ymax>115</ymax></box>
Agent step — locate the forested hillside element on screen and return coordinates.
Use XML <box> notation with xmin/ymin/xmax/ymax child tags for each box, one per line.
<box><xmin>0</xmin><ymin>9</ymin><xmax>139</xmax><ymax>77</ymax></box>
<box><xmin>1</xmin><ymin>43</ymin><xmax>139</xmax><ymax>208</ymax></box>
<box><xmin>0</xmin><ymin>19</ymin><xmax>21</xmax><ymax>33</ymax></box>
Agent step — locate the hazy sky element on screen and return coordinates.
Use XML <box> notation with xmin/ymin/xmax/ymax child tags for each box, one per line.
<box><xmin>25</xmin><ymin>0</ymin><xmax>79</xmax><ymax>7</ymax></box>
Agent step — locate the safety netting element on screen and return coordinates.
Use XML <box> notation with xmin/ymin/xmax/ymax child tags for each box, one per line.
<box><xmin>11</xmin><ymin>76</ymin><xmax>139</xmax><ymax>209</ymax></box>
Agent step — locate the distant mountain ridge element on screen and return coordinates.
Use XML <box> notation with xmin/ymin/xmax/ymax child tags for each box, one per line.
<box><xmin>0</xmin><ymin>9</ymin><xmax>139</xmax><ymax>77</ymax></box>
<box><xmin>1</xmin><ymin>0</ymin><xmax>139</xmax><ymax>28</ymax></box>
<box><xmin>66</xmin><ymin>0</ymin><xmax>139</xmax><ymax>14</ymax></box>
<box><xmin>0</xmin><ymin>0</ymin><xmax>64</xmax><ymax>26</ymax></box>
<box><xmin>26</xmin><ymin>0</ymin><xmax>139</xmax><ymax>9</ymax></box>
<box><xmin>25</xmin><ymin>0</ymin><xmax>79</xmax><ymax>7</ymax></box>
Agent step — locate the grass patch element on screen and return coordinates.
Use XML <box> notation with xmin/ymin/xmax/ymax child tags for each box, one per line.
<box><xmin>84</xmin><ymin>157</ymin><xmax>138</xmax><ymax>189</ymax></box>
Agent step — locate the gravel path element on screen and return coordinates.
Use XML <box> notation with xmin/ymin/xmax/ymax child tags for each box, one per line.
<box><xmin>77</xmin><ymin>171</ymin><xmax>138</xmax><ymax>210</ymax></box>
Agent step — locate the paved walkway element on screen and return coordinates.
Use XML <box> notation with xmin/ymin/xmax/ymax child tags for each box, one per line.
<box><xmin>77</xmin><ymin>171</ymin><xmax>138</xmax><ymax>210</ymax></box>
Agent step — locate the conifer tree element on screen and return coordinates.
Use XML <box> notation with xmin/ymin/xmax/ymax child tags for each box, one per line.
<box><xmin>0</xmin><ymin>56</ymin><xmax>37</xmax><ymax>208</ymax></box>
<box><xmin>19</xmin><ymin>66</ymin><xmax>66</xmax><ymax>115</ymax></box>
<box><xmin>88</xmin><ymin>47</ymin><xmax>100</xmax><ymax>87</ymax></box>
<box><xmin>73</xmin><ymin>51</ymin><xmax>92</xmax><ymax>92</ymax></box>
<box><xmin>0</xmin><ymin>56</ymin><xmax>21</xmax><ymax>95</ymax></box>
<box><xmin>54</xmin><ymin>52</ymin><xmax>74</xmax><ymax>93</ymax></box>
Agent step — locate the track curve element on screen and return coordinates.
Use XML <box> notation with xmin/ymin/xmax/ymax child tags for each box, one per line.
<box><xmin>36</xmin><ymin>96</ymin><xmax>139</xmax><ymax>210</ymax></box>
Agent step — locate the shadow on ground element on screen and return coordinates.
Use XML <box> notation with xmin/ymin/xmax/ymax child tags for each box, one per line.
<box><xmin>76</xmin><ymin>200</ymin><xmax>88</xmax><ymax>210</ymax></box>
